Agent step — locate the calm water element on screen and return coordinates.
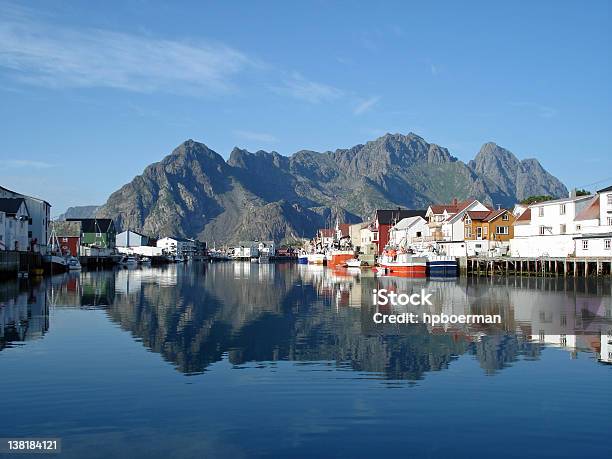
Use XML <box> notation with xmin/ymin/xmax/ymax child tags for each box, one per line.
<box><xmin>1</xmin><ymin>263</ymin><xmax>610</xmax><ymax>458</ymax></box>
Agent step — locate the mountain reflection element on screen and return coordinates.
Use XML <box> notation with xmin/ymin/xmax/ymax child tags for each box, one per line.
<box><xmin>2</xmin><ymin>264</ymin><xmax>611</xmax><ymax>380</ymax></box>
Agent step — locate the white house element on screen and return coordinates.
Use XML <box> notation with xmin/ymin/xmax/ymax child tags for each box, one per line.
<box><xmin>0</xmin><ymin>198</ymin><xmax>30</xmax><ymax>251</ymax></box>
<box><xmin>440</xmin><ymin>200</ymin><xmax>491</xmax><ymax>242</ymax></box>
<box><xmin>0</xmin><ymin>186</ymin><xmax>51</xmax><ymax>253</ymax></box>
<box><xmin>389</xmin><ymin>216</ymin><xmax>430</xmax><ymax>247</ymax></box>
<box><xmin>233</xmin><ymin>241</ymin><xmax>260</xmax><ymax>258</ymax></box>
<box><xmin>116</xmin><ymin>230</ymin><xmax>150</xmax><ymax>247</ymax></box>
<box><xmin>571</xmin><ymin>185</ymin><xmax>612</xmax><ymax>257</ymax></box>
<box><xmin>509</xmin><ymin>191</ymin><xmax>595</xmax><ymax>257</ymax></box>
<box><xmin>156</xmin><ymin>237</ymin><xmax>197</xmax><ymax>257</ymax></box>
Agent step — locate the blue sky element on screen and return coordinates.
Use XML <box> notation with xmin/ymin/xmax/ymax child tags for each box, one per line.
<box><xmin>0</xmin><ymin>0</ymin><xmax>610</xmax><ymax>215</ymax></box>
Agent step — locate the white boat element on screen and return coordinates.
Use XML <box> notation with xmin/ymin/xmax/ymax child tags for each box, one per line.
<box><xmin>67</xmin><ymin>257</ymin><xmax>82</xmax><ymax>271</ymax></box>
<box><xmin>307</xmin><ymin>253</ymin><xmax>326</xmax><ymax>265</ymax></box>
<box><xmin>345</xmin><ymin>258</ymin><xmax>362</xmax><ymax>268</ymax></box>
<box><xmin>174</xmin><ymin>255</ymin><xmax>184</xmax><ymax>263</ymax></box>
<box><xmin>119</xmin><ymin>256</ymin><xmax>138</xmax><ymax>266</ymax></box>
<box><xmin>139</xmin><ymin>257</ymin><xmax>151</xmax><ymax>265</ymax></box>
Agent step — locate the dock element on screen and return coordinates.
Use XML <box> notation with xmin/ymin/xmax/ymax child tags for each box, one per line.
<box><xmin>462</xmin><ymin>256</ymin><xmax>612</xmax><ymax>277</ymax></box>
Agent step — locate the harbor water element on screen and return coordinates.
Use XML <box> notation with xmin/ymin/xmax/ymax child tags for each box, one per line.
<box><xmin>0</xmin><ymin>263</ymin><xmax>610</xmax><ymax>458</ymax></box>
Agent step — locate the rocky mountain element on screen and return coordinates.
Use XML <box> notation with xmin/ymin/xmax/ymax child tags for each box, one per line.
<box><xmin>95</xmin><ymin>133</ymin><xmax>567</xmax><ymax>243</ymax></box>
<box><xmin>56</xmin><ymin>205</ymin><xmax>100</xmax><ymax>220</ymax></box>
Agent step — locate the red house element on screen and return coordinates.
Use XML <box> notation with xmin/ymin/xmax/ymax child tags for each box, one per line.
<box><xmin>59</xmin><ymin>236</ymin><xmax>80</xmax><ymax>257</ymax></box>
<box><xmin>373</xmin><ymin>208</ymin><xmax>427</xmax><ymax>254</ymax></box>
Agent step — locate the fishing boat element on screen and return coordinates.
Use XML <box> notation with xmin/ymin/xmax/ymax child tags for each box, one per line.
<box><xmin>426</xmin><ymin>254</ymin><xmax>458</xmax><ymax>277</ymax></box>
<box><xmin>67</xmin><ymin>256</ymin><xmax>82</xmax><ymax>271</ymax></box>
<box><xmin>119</xmin><ymin>256</ymin><xmax>138</xmax><ymax>266</ymax></box>
<box><xmin>377</xmin><ymin>250</ymin><xmax>427</xmax><ymax>276</ymax></box>
<box><xmin>307</xmin><ymin>253</ymin><xmax>326</xmax><ymax>265</ymax></box>
<box><xmin>44</xmin><ymin>254</ymin><xmax>68</xmax><ymax>272</ymax></box>
<box><xmin>139</xmin><ymin>256</ymin><xmax>151</xmax><ymax>265</ymax></box>
<box><xmin>329</xmin><ymin>249</ymin><xmax>354</xmax><ymax>267</ymax></box>
<box><xmin>44</xmin><ymin>227</ymin><xmax>68</xmax><ymax>272</ymax></box>
<box><xmin>345</xmin><ymin>258</ymin><xmax>363</xmax><ymax>268</ymax></box>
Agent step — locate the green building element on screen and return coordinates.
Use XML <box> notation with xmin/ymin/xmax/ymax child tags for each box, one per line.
<box><xmin>67</xmin><ymin>218</ymin><xmax>116</xmax><ymax>249</ymax></box>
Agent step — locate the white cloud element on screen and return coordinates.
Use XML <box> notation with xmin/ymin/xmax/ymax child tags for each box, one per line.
<box><xmin>353</xmin><ymin>96</ymin><xmax>380</xmax><ymax>115</ymax></box>
<box><xmin>0</xmin><ymin>159</ymin><xmax>54</xmax><ymax>168</ymax></box>
<box><xmin>233</xmin><ymin>130</ymin><xmax>279</xmax><ymax>143</ymax></box>
<box><xmin>0</xmin><ymin>10</ymin><xmax>256</xmax><ymax>96</ymax></box>
<box><xmin>272</xmin><ymin>72</ymin><xmax>343</xmax><ymax>104</ymax></box>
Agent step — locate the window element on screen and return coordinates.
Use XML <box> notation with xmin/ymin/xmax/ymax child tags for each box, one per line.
<box><xmin>465</xmin><ymin>227</ymin><xmax>472</xmax><ymax>238</ymax></box>
<box><xmin>605</xmin><ymin>239</ymin><xmax>611</xmax><ymax>250</ymax></box>
<box><xmin>538</xmin><ymin>207</ymin><xmax>544</xmax><ymax>217</ymax></box>
<box><xmin>496</xmin><ymin>226</ymin><xmax>509</xmax><ymax>235</ymax></box>
<box><xmin>582</xmin><ymin>240</ymin><xmax>588</xmax><ymax>250</ymax></box>
<box><xmin>560</xmin><ymin>224</ymin><xmax>566</xmax><ymax>234</ymax></box>
<box><xmin>502</xmin><ymin>213</ymin><xmax>509</xmax><ymax>221</ymax></box>
<box><xmin>608</xmin><ymin>194</ymin><xmax>612</xmax><ymax>206</ymax></box>
<box><xmin>465</xmin><ymin>216</ymin><xmax>471</xmax><ymax>224</ymax></box>
<box><xmin>539</xmin><ymin>226</ymin><xmax>546</xmax><ymax>235</ymax></box>
<box><xmin>560</xmin><ymin>204</ymin><xmax>566</xmax><ymax>215</ymax></box>
<box><xmin>576</xmin><ymin>224</ymin><xmax>581</xmax><ymax>231</ymax></box>
<box><xmin>607</xmin><ymin>217</ymin><xmax>612</xmax><ymax>226</ymax></box>
<box><xmin>483</xmin><ymin>226</ymin><xmax>488</xmax><ymax>236</ymax></box>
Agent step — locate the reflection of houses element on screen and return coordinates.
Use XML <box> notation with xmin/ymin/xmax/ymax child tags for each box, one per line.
<box><xmin>0</xmin><ymin>284</ymin><xmax>49</xmax><ymax>351</ymax></box>
<box><xmin>0</xmin><ymin>198</ymin><xmax>30</xmax><ymax>251</ymax></box>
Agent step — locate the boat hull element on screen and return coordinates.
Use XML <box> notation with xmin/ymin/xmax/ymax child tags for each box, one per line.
<box><xmin>297</xmin><ymin>256</ymin><xmax>308</xmax><ymax>264</ymax></box>
<box><xmin>307</xmin><ymin>254</ymin><xmax>326</xmax><ymax>265</ymax></box>
<box><xmin>380</xmin><ymin>263</ymin><xmax>427</xmax><ymax>275</ymax></box>
<box><xmin>427</xmin><ymin>261</ymin><xmax>458</xmax><ymax>276</ymax></box>
<box><xmin>329</xmin><ymin>251</ymin><xmax>354</xmax><ymax>267</ymax></box>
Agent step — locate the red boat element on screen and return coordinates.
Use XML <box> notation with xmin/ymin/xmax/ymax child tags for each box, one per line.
<box><xmin>377</xmin><ymin>251</ymin><xmax>427</xmax><ymax>276</ymax></box>
<box><xmin>329</xmin><ymin>250</ymin><xmax>354</xmax><ymax>267</ymax></box>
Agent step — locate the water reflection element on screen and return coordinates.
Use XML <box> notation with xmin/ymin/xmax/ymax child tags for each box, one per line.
<box><xmin>1</xmin><ymin>264</ymin><xmax>611</xmax><ymax>379</ymax></box>
<box><xmin>0</xmin><ymin>279</ymin><xmax>49</xmax><ymax>351</ymax></box>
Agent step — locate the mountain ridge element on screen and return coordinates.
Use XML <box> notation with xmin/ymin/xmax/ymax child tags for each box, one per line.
<box><xmin>93</xmin><ymin>133</ymin><xmax>568</xmax><ymax>243</ymax></box>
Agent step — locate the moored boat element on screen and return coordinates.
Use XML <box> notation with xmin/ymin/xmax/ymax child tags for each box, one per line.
<box><xmin>329</xmin><ymin>249</ymin><xmax>354</xmax><ymax>267</ymax></box>
<box><xmin>67</xmin><ymin>256</ymin><xmax>82</xmax><ymax>271</ymax></box>
<box><xmin>426</xmin><ymin>255</ymin><xmax>458</xmax><ymax>276</ymax></box>
<box><xmin>378</xmin><ymin>251</ymin><xmax>427</xmax><ymax>276</ymax></box>
<box><xmin>307</xmin><ymin>253</ymin><xmax>326</xmax><ymax>265</ymax></box>
<box><xmin>44</xmin><ymin>254</ymin><xmax>68</xmax><ymax>272</ymax></box>
<box><xmin>297</xmin><ymin>253</ymin><xmax>309</xmax><ymax>264</ymax></box>
<box><xmin>345</xmin><ymin>258</ymin><xmax>361</xmax><ymax>268</ymax></box>
<box><xmin>119</xmin><ymin>256</ymin><xmax>138</xmax><ymax>266</ymax></box>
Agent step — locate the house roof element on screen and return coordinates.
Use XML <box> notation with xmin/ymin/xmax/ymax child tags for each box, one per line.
<box><xmin>515</xmin><ymin>208</ymin><xmax>531</xmax><ymax>224</ymax></box>
<box><xmin>465</xmin><ymin>210</ymin><xmax>492</xmax><ymax>221</ymax></box>
<box><xmin>392</xmin><ymin>216</ymin><xmax>426</xmax><ymax>230</ymax></box>
<box><xmin>597</xmin><ymin>185</ymin><xmax>612</xmax><ymax>193</ymax></box>
<box><xmin>428</xmin><ymin>199</ymin><xmax>474</xmax><ymax>215</ymax></box>
<box><xmin>338</xmin><ymin>223</ymin><xmax>350</xmax><ymax>237</ymax></box>
<box><xmin>67</xmin><ymin>218</ymin><xmax>115</xmax><ymax>233</ymax></box>
<box><xmin>318</xmin><ymin>228</ymin><xmax>335</xmax><ymax>237</ymax></box>
<box><xmin>0</xmin><ymin>185</ymin><xmax>51</xmax><ymax>207</ymax></box>
<box><xmin>573</xmin><ymin>232</ymin><xmax>612</xmax><ymax>240</ymax></box>
<box><xmin>466</xmin><ymin>208</ymin><xmax>511</xmax><ymax>222</ymax></box>
<box><xmin>375</xmin><ymin>209</ymin><xmax>426</xmax><ymax>225</ymax></box>
<box><xmin>575</xmin><ymin>196</ymin><xmax>600</xmax><ymax>221</ymax></box>
<box><xmin>0</xmin><ymin>198</ymin><xmax>28</xmax><ymax>215</ymax></box>
<box><xmin>529</xmin><ymin>194</ymin><xmax>593</xmax><ymax>207</ymax></box>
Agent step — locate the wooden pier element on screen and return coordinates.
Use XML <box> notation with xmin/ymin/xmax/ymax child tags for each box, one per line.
<box><xmin>462</xmin><ymin>256</ymin><xmax>612</xmax><ymax>277</ymax></box>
